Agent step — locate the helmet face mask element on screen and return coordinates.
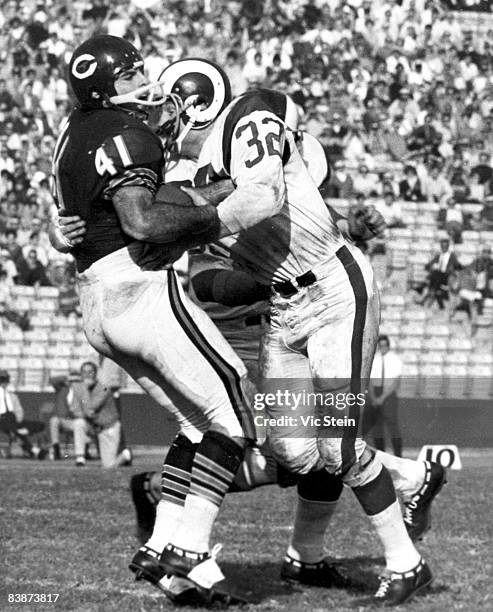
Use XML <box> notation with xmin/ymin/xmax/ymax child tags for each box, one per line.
<box><xmin>69</xmin><ymin>35</ymin><xmax>164</xmax><ymax>119</ymax></box>
<box><xmin>158</xmin><ymin>58</ymin><xmax>232</xmax><ymax>152</ymax></box>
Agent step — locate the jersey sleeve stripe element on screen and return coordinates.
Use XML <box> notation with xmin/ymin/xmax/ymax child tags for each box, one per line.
<box><xmin>102</xmin><ymin>168</ymin><xmax>158</xmax><ymax>199</ymax></box>
<box><xmin>113</xmin><ymin>135</ymin><xmax>133</xmax><ymax>167</ymax></box>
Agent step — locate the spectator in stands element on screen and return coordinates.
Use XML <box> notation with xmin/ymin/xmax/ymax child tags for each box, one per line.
<box><xmin>0</xmin><ymin>249</ymin><xmax>17</xmax><ymax>284</ymax></box>
<box><xmin>477</xmin><ymin>195</ymin><xmax>493</xmax><ymax>231</ymax></box>
<box><xmin>470</xmin><ymin>151</ymin><xmax>493</xmax><ymax>186</ymax></box>
<box><xmin>0</xmin><ymin>285</ymin><xmax>30</xmax><ymax>330</ymax></box>
<box><xmin>438</xmin><ymin>196</ymin><xmax>465</xmax><ymax>244</ymax></box>
<box><xmin>16</xmin><ymin>249</ymin><xmax>51</xmax><ymax>287</ymax></box>
<box><xmin>364</xmin><ymin>335</ymin><xmax>403</xmax><ymax>457</ymax></box>
<box><xmin>352</xmin><ymin>163</ymin><xmax>380</xmax><ymax>197</ymax></box>
<box><xmin>447</xmin><ymin>154</ymin><xmax>471</xmax><ymax>202</ymax></box>
<box><xmin>0</xmin><ymin>369</ymin><xmax>46</xmax><ymax>459</ymax></box>
<box><xmin>422</xmin><ymin>165</ymin><xmax>453</xmax><ymax>205</ymax></box>
<box><xmin>375</xmin><ymin>191</ymin><xmax>406</xmax><ymax>228</ymax></box>
<box><xmin>422</xmin><ymin>237</ymin><xmax>463</xmax><ymax>309</ymax></box>
<box><xmin>399</xmin><ymin>164</ymin><xmax>425</xmax><ymax>202</ymax></box>
<box><xmin>58</xmin><ymin>270</ymin><xmax>81</xmax><ymax>318</ymax></box>
<box><xmin>471</xmin><ymin>245</ymin><xmax>493</xmax><ymax>313</ymax></box>
<box><xmin>407</xmin><ymin>113</ymin><xmax>441</xmax><ymax>156</ymax></box>
<box><xmin>325</xmin><ymin>159</ymin><xmax>355</xmax><ymax>199</ymax></box>
<box><xmin>21</xmin><ymin>231</ymin><xmax>48</xmax><ymax>266</ymax></box>
<box><xmin>72</xmin><ymin>362</ymin><xmax>131</xmax><ymax>468</ymax></box>
<box><xmin>2</xmin><ymin>229</ymin><xmax>24</xmax><ymax>267</ymax></box>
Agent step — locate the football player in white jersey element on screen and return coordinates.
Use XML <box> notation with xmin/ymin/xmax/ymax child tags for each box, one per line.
<box><xmin>156</xmin><ymin>59</ymin><xmax>434</xmax><ymax>605</ymax></box>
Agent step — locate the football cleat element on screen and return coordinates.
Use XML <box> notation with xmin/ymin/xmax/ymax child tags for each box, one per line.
<box><xmin>404</xmin><ymin>461</ymin><xmax>447</xmax><ymax>541</ymax></box>
<box><xmin>129</xmin><ymin>546</ymin><xmax>201</xmax><ymax>603</ymax></box>
<box><xmin>160</xmin><ymin>543</ymin><xmax>249</xmax><ymax>606</ymax></box>
<box><xmin>373</xmin><ymin>558</ymin><xmax>432</xmax><ymax>606</ymax></box>
<box><xmin>130</xmin><ymin>473</ymin><xmax>157</xmax><ymax>544</ymax></box>
<box><xmin>281</xmin><ymin>555</ymin><xmax>354</xmax><ymax>589</ymax></box>
<box><xmin>129</xmin><ymin>546</ymin><xmax>166</xmax><ymax>585</ymax></box>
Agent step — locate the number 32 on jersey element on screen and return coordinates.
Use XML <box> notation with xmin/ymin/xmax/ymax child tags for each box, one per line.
<box><xmin>235</xmin><ymin>115</ymin><xmax>285</xmax><ymax>169</ymax></box>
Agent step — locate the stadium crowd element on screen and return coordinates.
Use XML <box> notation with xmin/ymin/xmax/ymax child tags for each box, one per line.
<box><xmin>0</xmin><ymin>0</ymin><xmax>493</xmax><ymax>319</ymax></box>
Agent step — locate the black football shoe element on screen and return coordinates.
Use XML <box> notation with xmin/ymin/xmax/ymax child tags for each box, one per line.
<box><xmin>373</xmin><ymin>559</ymin><xmax>432</xmax><ymax>606</ymax></box>
<box><xmin>130</xmin><ymin>472</ymin><xmax>157</xmax><ymax>544</ymax></box>
<box><xmin>404</xmin><ymin>461</ymin><xmax>447</xmax><ymax>541</ymax></box>
<box><xmin>280</xmin><ymin>555</ymin><xmax>354</xmax><ymax>589</ymax></box>
<box><xmin>160</xmin><ymin>544</ymin><xmax>249</xmax><ymax>606</ymax></box>
<box><xmin>129</xmin><ymin>546</ymin><xmax>166</xmax><ymax>585</ymax></box>
<box><xmin>129</xmin><ymin>546</ymin><xmax>202</xmax><ymax>604</ymax></box>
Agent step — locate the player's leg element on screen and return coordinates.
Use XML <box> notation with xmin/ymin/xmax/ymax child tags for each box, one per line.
<box><xmin>93</xmin><ymin>270</ymin><xmax>251</xmax><ymax>600</ymax></box>
<box><xmin>311</xmin><ymin>246</ymin><xmax>431</xmax><ymax>605</ymax></box>
<box><xmin>375</xmin><ymin>451</ymin><xmax>446</xmax><ymax>542</ymax></box>
<box><xmin>97</xmin><ymin>421</ymin><xmax>125</xmax><ymax>468</ymax></box>
<box><xmin>48</xmin><ymin>416</ymin><xmax>62</xmax><ymax>459</ymax></box>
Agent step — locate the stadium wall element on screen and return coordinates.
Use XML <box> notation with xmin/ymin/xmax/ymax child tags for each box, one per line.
<box><xmin>19</xmin><ymin>393</ymin><xmax>493</xmax><ymax>448</ymax></box>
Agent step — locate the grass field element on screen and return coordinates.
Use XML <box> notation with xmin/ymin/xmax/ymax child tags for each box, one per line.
<box><xmin>1</xmin><ymin>450</ymin><xmax>492</xmax><ymax>612</ymax></box>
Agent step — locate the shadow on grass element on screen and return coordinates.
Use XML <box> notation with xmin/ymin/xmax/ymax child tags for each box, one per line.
<box><xmin>220</xmin><ymin>555</ymin><xmax>390</xmax><ymax>604</ymax></box>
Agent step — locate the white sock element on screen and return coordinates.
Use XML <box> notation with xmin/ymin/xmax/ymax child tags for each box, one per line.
<box><xmin>287</xmin><ymin>496</ymin><xmax>338</xmax><ymax>564</ymax></box>
<box><xmin>144</xmin><ymin>500</ymin><xmax>183</xmax><ymax>553</ymax></box>
<box><xmin>369</xmin><ymin>500</ymin><xmax>421</xmax><ymax>573</ymax></box>
<box><xmin>170</xmin><ymin>494</ymin><xmax>218</xmax><ymax>553</ymax></box>
<box><xmin>376</xmin><ymin>451</ymin><xmax>426</xmax><ymax>501</ymax></box>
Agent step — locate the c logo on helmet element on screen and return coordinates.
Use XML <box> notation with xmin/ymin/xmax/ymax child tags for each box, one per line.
<box><xmin>72</xmin><ymin>54</ymin><xmax>98</xmax><ymax>80</ymax></box>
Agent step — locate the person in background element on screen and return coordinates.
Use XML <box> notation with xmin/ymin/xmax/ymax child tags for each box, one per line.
<box><xmin>470</xmin><ymin>245</ymin><xmax>493</xmax><ymax>314</ymax></box>
<box><xmin>477</xmin><ymin>195</ymin><xmax>493</xmax><ymax>231</ymax></box>
<box><xmin>73</xmin><ymin>361</ymin><xmax>132</xmax><ymax>469</ymax></box>
<box><xmin>399</xmin><ymin>165</ymin><xmax>425</xmax><ymax>202</ymax></box>
<box><xmin>0</xmin><ymin>369</ymin><xmax>46</xmax><ymax>459</ymax></box>
<box><xmin>422</xmin><ymin>237</ymin><xmax>463</xmax><ymax>309</ymax></box>
<box><xmin>49</xmin><ymin>370</ymin><xmax>93</xmax><ymax>464</ymax></box>
<box><xmin>438</xmin><ymin>196</ymin><xmax>465</xmax><ymax>244</ymax></box>
<box><xmin>16</xmin><ymin>249</ymin><xmax>51</xmax><ymax>287</ymax></box>
<box><xmin>364</xmin><ymin>335</ymin><xmax>403</xmax><ymax>457</ymax></box>
<box><xmin>375</xmin><ymin>191</ymin><xmax>406</xmax><ymax>228</ymax></box>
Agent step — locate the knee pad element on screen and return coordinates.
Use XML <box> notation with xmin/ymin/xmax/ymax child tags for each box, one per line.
<box><xmin>298</xmin><ymin>469</ymin><xmax>344</xmax><ymax>503</ymax></box>
<box><xmin>342</xmin><ymin>447</ymin><xmax>382</xmax><ymax>489</ymax></box>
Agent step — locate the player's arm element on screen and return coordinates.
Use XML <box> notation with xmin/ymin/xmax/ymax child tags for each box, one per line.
<box><xmin>112</xmin><ymin>185</ymin><xmax>220</xmax><ymax>244</ymax></box>
<box><xmin>193</xmin><ymin>268</ymin><xmax>271</xmax><ymax>306</ymax></box>
<box><xmin>187</xmin><ymin>111</ymin><xmax>287</xmax><ymax>237</ymax></box>
<box><xmin>95</xmin><ymin>129</ymin><xmax>223</xmax><ymax>245</ymax></box>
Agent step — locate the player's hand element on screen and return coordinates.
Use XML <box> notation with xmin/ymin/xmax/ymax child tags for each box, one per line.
<box><xmin>58</xmin><ymin>215</ymin><xmax>86</xmax><ymax>246</ymax></box>
<box><xmin>347</xmin><ymin>205</ymin><xmax>386</xmax><ymax>242</ymax></box>
<box><xmin>180</xmin><ymin>186</ymin><xmax>211</xmax><ymax>207</ymax></box>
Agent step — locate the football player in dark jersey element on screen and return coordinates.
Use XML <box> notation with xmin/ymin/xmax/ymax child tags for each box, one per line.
<box><xmin>51</xmin><ymin>36</ymin><xmax>258</xmax><ymax>605</ymax></box>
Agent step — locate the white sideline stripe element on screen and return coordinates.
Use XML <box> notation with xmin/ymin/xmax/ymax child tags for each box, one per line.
<box><xmin>114</xmin><ymin>135</ymin><xmax>133</xmax><ymax>167</ymax></box>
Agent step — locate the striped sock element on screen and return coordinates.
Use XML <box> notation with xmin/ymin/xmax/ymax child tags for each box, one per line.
<box><xmin>170</xmin><ymin>430</ymin><xmax>244</xmax><ymax>553</ymax></box>
<box><xmin>144</xmin><ymin>434</ymin><xmax>196</xmax><ymax>554</ymax></box>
